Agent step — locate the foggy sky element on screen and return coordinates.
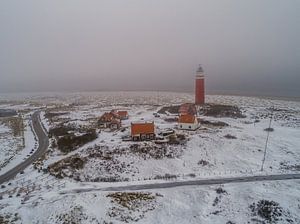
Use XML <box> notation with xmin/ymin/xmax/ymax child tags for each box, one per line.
<box><xmin>0</xmin><ymin>0</ymin><xmax>299</xmax><ymax>97</ymax></box>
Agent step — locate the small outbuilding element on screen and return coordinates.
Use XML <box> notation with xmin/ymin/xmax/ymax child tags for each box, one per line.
<box><xmin>131</xmin><ymin>122</ymin><xmax>155</xmax><ymax>141</ymax></box>
<box><xmin>178</xmin><ymin>114</ymin><xmax>199</xmax><ymax>130</ymax></box>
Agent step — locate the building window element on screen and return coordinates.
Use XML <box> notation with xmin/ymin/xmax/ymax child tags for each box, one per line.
<box><xmin>189</xmin><ymin>126</ymin><xmax>191</xmax><ymax>129</ymax></box>
<box><xmin>180</xmin><ymin>125</ymin><xmax>182</xmax><ymax>128</ymax></box>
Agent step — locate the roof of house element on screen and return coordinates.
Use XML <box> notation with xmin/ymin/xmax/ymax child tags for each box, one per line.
<box><xmin>179</xmin><ymin>103</ymin><xmax>197</xmax><ymax>115</ymax></box>
<box><xmin>117</xmin><ymin>111</ymin><xmax>128</xmax><ymax>117</ymax></box>
<box><xmin>131</xmin><ymin>122</ymin><xmax>155</xmax><ymax>136</ymax></box>
<box><xmin>99</xmin><ymin>112</ymin><xmax>118</xmax><ymax>121</ymax></box>
<box><xmin>178</xmin><ymin>114</ymin><xmax>196</xmax><ymax>124</ymax></box>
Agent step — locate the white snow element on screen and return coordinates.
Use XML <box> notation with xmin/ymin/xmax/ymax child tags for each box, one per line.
<box><xmin>0</xmin><ymin>116</ymin><xmax>37</xmax><ymax>175</ymax></box>
<box><xmin>0</xmin><ymin>92</ymin><xmax>299</xmax><ymax>223</ymax></box>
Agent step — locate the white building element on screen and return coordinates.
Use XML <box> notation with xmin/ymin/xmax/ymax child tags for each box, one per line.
<box><xmin>178</xmin><ymin>114</ymin><xmax>199</xmax><ymax>130</ymax></box>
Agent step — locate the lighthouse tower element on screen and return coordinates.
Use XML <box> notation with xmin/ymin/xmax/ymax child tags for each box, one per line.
<box><xmin>195</xmin><ymin>65</ymin><xmax>205</xmax><ymax>105</ymax></box>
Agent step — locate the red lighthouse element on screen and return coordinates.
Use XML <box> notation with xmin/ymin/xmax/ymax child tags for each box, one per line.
<box><xmin>195</xmin><ymin>65</ymin><xmax>205</xmax><ymax>105</ymax></box>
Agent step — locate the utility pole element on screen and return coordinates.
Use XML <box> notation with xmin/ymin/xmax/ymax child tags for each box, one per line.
<box><xmin>261</xmin><ymin>107</ymin><xmax>274</xmax><ymax>172</ymax></box>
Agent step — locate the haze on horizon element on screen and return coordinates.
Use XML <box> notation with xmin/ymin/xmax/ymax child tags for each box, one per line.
<box><xmin>0</xmin><ymin>0</ymin><xmax>299</xmax><ymax>97</ymax></box>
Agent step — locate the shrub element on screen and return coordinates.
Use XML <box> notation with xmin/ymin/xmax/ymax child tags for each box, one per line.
<box><xmin>250</xmin><ymin>200</ymin><xmax>283</xmax><ymax>223</ymax></box>
<box><xmin>215</xmin><ymin>187</ymin><xmax>227</xmax><ymax>194</ymax></box>
<box><xmin>57</xmin><ymin>129</ymin><xmax>97</xmax><ymax>153</ymax></box>
<box><xmin>203</xmin><ymin>104</ymin><xmax>246</xmax><ymax>118</ymax></box>
<box><xmin>49</xmin><ymin>126</ymin><xmax>74</xmax><ymax>137</ymax></box>
<box><xmin>224</xmin><ymin>134</ymin><xmax>237</xmax><ymax>139</ymax></box>
<box><xmin>264</xmin><ymin>128</ymin><xmax>274</xmax><ymax>132</ymax></box>
<box><xmin>198</xmin><ymin>160</ymin><xmax>209</xmax><ymax>166</ymax></box>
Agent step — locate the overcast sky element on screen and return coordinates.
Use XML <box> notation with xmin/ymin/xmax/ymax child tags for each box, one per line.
<box><xmin>0</xmin><ymin>0</ymin><xmax>299</xmax><ymax>97</ymax></box>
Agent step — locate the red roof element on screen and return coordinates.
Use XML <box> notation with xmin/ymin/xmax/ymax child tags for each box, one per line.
<box><xmin>117</xmin><ymin>111</ymin><xmax>128</xmax><ymax>117</ymax></box>
<box><xmin>178</xmin><ymin>114</ymin><xmax>196</xmax><ymax>124</ymax></box>
<box><xmin>100</xmin><ymin>112</ymin><xmax>114</xmax><ymax>121</ymax></box>
<box><xmin>179</xmin><ymin>103</ymin><xmax>197</xmax><ymax>115</ymax></box>
<box><xmin>131</xmin><ymin>122</ymin><xmax>155</xmax><ymax>136</ymax></box>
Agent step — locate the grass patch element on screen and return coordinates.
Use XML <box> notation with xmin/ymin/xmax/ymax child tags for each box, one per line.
<box><xmin>47</xmin><ymin>155</ymin><xmax>86</xmax><ymax>179</ymax></box>
<box><xmin>157</xmin><ymin>105</ymin><xmax>181</xmax><ymax>114</ymax></box>
<box><xmin>201</xmin><ymin>119</ymin><xmax>229</xmax><ymax>127</ymax></box>
<box><xmin>202</xmin><ymin>104</ymin><xmax>246</xmax><ymax>118</ymax></box>
<box><xmin>224</xmin><ymin>134</ymin><xmax>237</xmax><ymax>139</ymax></box>
<box><xmin>56</xmin><ymin>129</ymin><xmax>97</xmax><ymax>153</ymax></box>
<box><xmin>250</xmin><ymin>200</ymin><xmax>285</xmax><ymax>223</ymax></box>
<box><xmin>107</xmin><ymin>192</ymin><xmax>160</xmax><ymax>222</ymax></box>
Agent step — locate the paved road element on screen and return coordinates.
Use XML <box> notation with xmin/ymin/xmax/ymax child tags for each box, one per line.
<box><xmin>61</xmin><ymin>173</ymin><xmax>300</xmax><ymax>194</ymax></box>
<box><xmin>0</xmin><ymin>111</ymin><xmax>49</xmax><ymax>185</ymax></box>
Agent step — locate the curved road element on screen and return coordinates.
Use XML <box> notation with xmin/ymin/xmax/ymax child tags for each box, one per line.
<box><xmin>0</xmin><ymin>111</ymin><xmax>49</xmax><ymax>185</ymax></box>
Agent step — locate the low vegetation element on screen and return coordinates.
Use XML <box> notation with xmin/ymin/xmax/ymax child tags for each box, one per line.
<box><xmin>249</xmin><ymin>200</ymin><xmax>291</xmax><ymax>223</ymax></box>
<box><xmin>167</xmin><ymin>133</ymin><xmax>187</xmax><ymax>145</ymax></box>
<box><xmin>158</xmin><ymin>104</ymin><xmax>245</xmax><ymax>119</ymax></box>
<box><xmin>49</xmin><ymin>124</ymin><xmax>97</xmax><ymax>153</ymax></box>
<box><xmin>47</xmin><ymin>155</ymin><xmax>86</xmax><ymax>179</ymax></box>
<box><xmin>153</xmin><ymin>173</ymin><xmax>178</xmax><ymax>180</ymax></box>
<box><xmin>280</xmin><ymin>162</ymin><xmax>300</xmax><ymax>171</ymax></box>
<box><xmin>1</xmin><ymin>116</ymin><xmax>24</xmax><ymax>137</ymax></box>
<box><xmin>0</xmin><ymin>213</ymin><xmax>20</xmax><ymax>224</ymax></box>
<box><xmin>157</xmin><ymin>105</ymin><xmax>181</xmax><ymax>114</ymax></box>
<box><xmin>198</xmin><ymin>159</ymin><xmax>210</xmax><ymax>166</ymax></box>
<box><xmin>124</xmin><ymin>143</ymin><xmax>183</xmax><ymax>159</ymax></box>
<box><xmin>215</xmin><ymin>187</ymin><xmax>227</xmax><ymax>194</ymax></box>
<box><xmin>47</xmin><ymin>147</ymin><xmax>135</xmax><ymax>182</ymax></box>
<box><xmin>224</xmin><ymin>134</ymin><xmax>237</xmax><ymax>139</ymax></box>
<box><xmin>264</xmin><ymin>127</ymin><xmax>274</xmax><ymax>132</ymax></box>
<box><xmin>107</xmin><ymin>192</ymin><xmax>160</xmax><ymax>222</ymax></box>
<box><xmin>49</xmin><ymin>125</ymin><xmax>75</xmax><ymax>137</ymax></box>
<box><xmin>201</xmin><ymin>104</ymin><xmax>246</xmax><ymax>118</ymax></box>
<box><xmin>44</xmin><ymin>112</ymin><xmax>69</xmax><ymax>121</ymax></box>
<box><xmin>201</xmin><ymin>119</ymin><xmax>229</xmax><ymax>128</ymax></box>
<box><xmin>212</xmin><ymin>187</ymin><xmax>228</xmax><ymax>207</ymax></box>
<box><xmin>56</xmin><ymin>129</ymin><xmax>97</xmax><ymax>153</ymax></box>
<box><xmin>52</xmin><ymin>206</ymin><xmax>99</xmax><ymax>224</ymax></box>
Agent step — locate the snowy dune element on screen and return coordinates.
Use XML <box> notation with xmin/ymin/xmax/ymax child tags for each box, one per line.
<box><xmin>0</xmin><ymin>92</ymin><xmax>299</xmax><ymax>224</ymax></box>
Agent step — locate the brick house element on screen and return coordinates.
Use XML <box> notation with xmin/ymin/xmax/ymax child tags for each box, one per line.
<box><xmin>178</xmin><ymin>114</ymin><xmax>199</xmax><ymax>130</ymax></box>
<box><xmin>131</xmin><ymin>122</ymin><xmax>155</xmax><ymax>141</ymax></box>
<box><xmin>98</xmin><ymin>112</ymin><xmax>121</xmax><ymax>130</ymax></box>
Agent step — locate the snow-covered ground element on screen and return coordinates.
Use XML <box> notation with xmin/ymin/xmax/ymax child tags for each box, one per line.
<box><xmin>0</xmin><ymin>114</ymin><xmax>37</xmax><ymax>175</ymax></box>
<box><xmin>0</xmin><ymin>91</ymin><xmax>300</xmax><ymax>223</ymax></box>
<box><xmin>1</xmin><ymin>180</ymin><xmax>300</xmax><ymax>223</ymax></box>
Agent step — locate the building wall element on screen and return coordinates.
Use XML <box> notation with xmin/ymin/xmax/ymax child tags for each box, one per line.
<box><xmin>195</xmin><ymin>77</ymin><xmax>205</xmax><ymax>105</ymax></box>
<box><xmin>132</xmin><ymin>133</ymin><xmax>155</xmax><ymax>141</ymax></box>
<box><xmin>178</xmin><ymin>122</ymin><xmax>199</xmax><ymax>131</ymax></box>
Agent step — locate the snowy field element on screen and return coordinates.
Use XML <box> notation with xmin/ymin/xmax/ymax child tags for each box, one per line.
<box><xmin>0</xmin><ymin>91</ymin><xmax>300</xmax><ymax>224</ymax></box>
<box><xmin>3</xmin><ymin>180</ymin><xmax>300</xmax><ymax>224</ymax></box>
<box><xmin>0</xmin><ymin>113</ymin><xmax>36</xmax><ymax>175</ymax></box>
